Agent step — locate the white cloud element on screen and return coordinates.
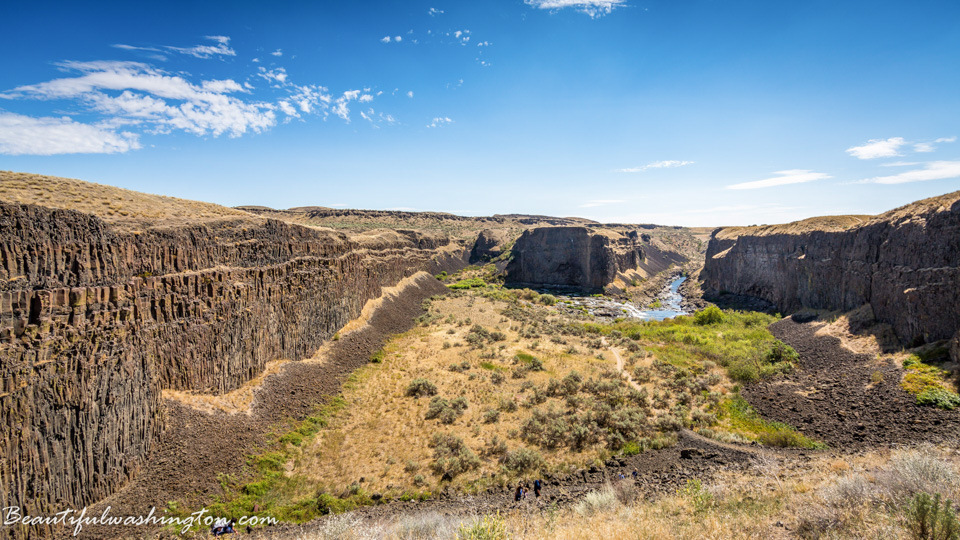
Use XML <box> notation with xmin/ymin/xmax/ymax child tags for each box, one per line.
<box><xmin>915</xmin><ymin>136</ymin><xmax>957</xmax><ymax>153</ymax></box>
<box><xmin>580</xmin><ymin>199</ymin><xmax>625</xmax><ymax>208</ymax></box>
<box><xmin>381</xmin><ymin>36</ymin><xmax>392</xmax><ymax>43</ymax></box>
<box><xmin>428</xmin><ymin>7</ymin><xmax>444</xmax><ymax>16</ymax></box>
<box><xmin>727</xmin><ymin>169</ymin><xmax>831</xmax><ymax>190</ymax></box>
<box><xmin>0</xmin><ymin>41</ymin><xmax>380</xmax><ymax>153</ymax></box>
<box><xmin>271</xmin><ymin>49</ymin><xmax>283</xmax><ymax>57</ymax></box>
<box><xmin>166</xmin><ymin>35</ymin><xmax>236</xmax><ymax>59</ymax></box>
<box><xmin>857</xmin><ymin>161</ymin><xmax>960</xmax><ymax>185</ymax></box>
<box><xmin>395</xmin><ymin>36</ymin><xmax>402</xmax><ymax>42</ymax></box>
<box><xmin>257</xmin><ymin>67</ymin><xmax>288</xmax><ymax>85</ymax></box>
<box><xmin>0</xmin><ymin>112</ymin><xmax>141</xmax><ymax>155</ymax></box>
<box><xmin>846</xmin><ymin>137</ymin><xmax>907</xmax><ymax>159</ymax></box>
<box><xmin>616</xmin><ymin>160</ymin><xmax>694</xmax><ymax>173</ymax></box>
<box><xmin>407</xmin><ymin>90</ymin><xmax>414</xmax><ymax>98</ymax></box>
<box><xmin>524</xmin><ymin>0</ymin><xmax>626</xmax><ymax>18</ymax></box>
<box><xmin>427</xmin><ymin>117</ymin><xmax>452</xmax><ymax>128</ymax></box>
<box><xmin>880</xmin><ymin>161</ymin><xmax>921</xmax><ymax>167</ymax></box>
<box><xmin>278</xmin><ymin>100</ymin><xmax>298</xmax><ymax>117</ymax></box>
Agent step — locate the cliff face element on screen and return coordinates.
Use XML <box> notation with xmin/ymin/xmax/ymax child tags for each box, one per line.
<box><xmin>701</xmin><ymin>192</ymin><xmax>960</xmax><ymax>345</ymax></box>
<box><xmin>0</xmin><ymin>201</ymin><xmax>466</xmax><ymax>518</ymax></box>
<box><xmin>504</xmin><ymin>227</ymin><xmax>646</xmax><ymax>291</ymax></box>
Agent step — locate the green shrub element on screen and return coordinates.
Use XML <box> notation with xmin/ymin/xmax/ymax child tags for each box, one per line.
<box><xmin>693</xmin><ymin>306</ymin><xmax>724</xmax><ymax>325</ymax></box>
<box><xmin>406</xmin><ymin>378</ymin><xmax>438</xmax><ymax>398</ymax></box>
<box><xmin>482</xmin><ymin>408</ymin><xmax>500</xmax><ymax>424</ymax></box>
<box><xmin>448</xmin><ymin>277</ymin><xmax>486</xmax><ymax>289</ymax></box>
<box><xmin>502</xmin><ymin>447</ymin><xmax>545</xmax><ymax>473</ymax></box>
<box><xmin>457</xmin><ymin>513</ymin><xmax>507</xmax><ymax>540</ymax></box>
<box><xmin>905</xmin><ymin>492</ymin><xmax>959</xmax><ymax>540</ymax></box>
<box><xmin>539</xmin><ymin>294</ymin><xmax>557</xmax><ymax>306</ymax></box>
<box><xmin>429</xmin><ymin>433</ymin><xmax>480</xmax><ymax>479</ymax></box>
<box><xmin>917</xmin><ymin>388</ymin><xmax>960</xmax><ymax>410</ymax></box>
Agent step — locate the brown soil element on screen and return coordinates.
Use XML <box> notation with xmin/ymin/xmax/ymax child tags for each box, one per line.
<box><xmin>744</xmin><ymin>316</ymin><xmax>960</xmax><ymax>449</ymax></box>
<box><xmin>54</xmin><ymin>274</ymin><xmax>450</xmax><ymax>539</ymax></box>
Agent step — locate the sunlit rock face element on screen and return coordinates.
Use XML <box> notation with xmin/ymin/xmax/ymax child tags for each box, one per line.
<box><xmin>701</xmin><ymin>192</ymin><xmax>960</xmax><ymax>346</ymax></box>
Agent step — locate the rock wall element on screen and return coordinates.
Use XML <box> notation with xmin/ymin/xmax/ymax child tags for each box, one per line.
<box><xmin>0</xmin><ymin>201</ymin><xmax>467</xmax><ymax>519</ymax></box>
<box><xmin>504</xmin><ymin>227</ymin><xmax>646</xmax><ymax>291</ymax></box>
<box><xmin>701</xmin><ymin>193</ymin><xmax>960</xmax><ymax>345</ymax></box>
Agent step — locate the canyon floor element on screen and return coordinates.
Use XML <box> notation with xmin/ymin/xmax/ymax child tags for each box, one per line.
<box><xmin>65</xmin><ymin>274</ymin><xmax>959</xmax><ymax>540</ymax></box>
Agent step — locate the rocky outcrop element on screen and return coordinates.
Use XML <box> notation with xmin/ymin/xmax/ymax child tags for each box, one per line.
<box><xmin>701</xmin><ymin>192</ymin><xmax>960</xmax><ymax>345</ymax></box>
<box><xmin>0</xmin><ymin>201</ymin><xmax>467</xmax><ymax>522</ymax></box>
<box><xmin>504</xmin><ymin>227</ymin><xmax>646</xmax><ymax>291</ymax></box>
<box><xmin>469</xmin><ymin>229</ymin><xmax>514</xmax><ymax>262</ymax></box>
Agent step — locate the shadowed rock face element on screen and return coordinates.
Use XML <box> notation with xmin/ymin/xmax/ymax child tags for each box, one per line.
<box><xmin>0</xmin><ymin>201</ymin><xmax>467</xmax><ymax>521</ymax></box>
<box><xmin>470</xmin><ymin>229</ymin><xmax>513</xmax><ymax>262</ymax></box>
<box><xmin>504</xmin><ymin>227</ymin><xmax>644</xmax><ymax>291</ymax></box>
<box><xmin>701</xmin><ymin>192</ymin><xmax>960</xmax><ymax>346</ymax></box>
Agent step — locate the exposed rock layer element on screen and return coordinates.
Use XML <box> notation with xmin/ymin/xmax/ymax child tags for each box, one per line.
<box><xmin>505</xmin><ymin>227</ymin><xmax>650</xmax><ymax>291</ymax></box>
<box><xmin>0</xmin><ymin>201</ymin><xmax>466</xmax><ymax>520</ymax></box>
<box><xmin>701</xmin><ymin>192</ymin><xmax>960</xmax><ymax>345</ymax></box>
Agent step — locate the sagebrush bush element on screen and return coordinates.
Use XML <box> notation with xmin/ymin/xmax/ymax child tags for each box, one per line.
<box><xmin>502</xmin><ymin>447</ymin><xmax>544</xmax><ymax>473</ymax></box>
<box><xmin>429</xmin><ymin>433</ymin><xmax>480</xmax><ymax>479</ymax></box>
<box><xmin>406</xmin><ymin>378</ymin><xmax>438</xmax><ymax>398</ymax></box>
<box><xmin>905</xmin><ymin>492</ymin><xmax>959</xmax><ymax>540</ymax></box>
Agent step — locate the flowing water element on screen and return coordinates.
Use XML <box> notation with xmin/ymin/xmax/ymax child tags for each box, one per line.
<box><xmin>554</xmin><ymin>276</ymin><xmax>688</xmax><ymax>321</ymax></box>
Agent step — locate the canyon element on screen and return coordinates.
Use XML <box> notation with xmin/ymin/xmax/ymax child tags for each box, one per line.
<box><xmin>701</xmin><ymin>191</ymin><xmax>960</xmax><ymax>348</ymax></box>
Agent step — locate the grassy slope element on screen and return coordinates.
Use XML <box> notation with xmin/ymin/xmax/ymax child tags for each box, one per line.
<box><xmin>201</xmin><ymin>284</ymin><xmax>819</xmax><ymax>526</ymax></box>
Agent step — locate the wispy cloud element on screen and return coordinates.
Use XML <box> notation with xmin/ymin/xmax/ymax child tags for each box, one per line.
<box><xmin>427</xmin><ymin>117</ymin><xmax>452</xmax><ymax>128</ymax></box>
<box><xmin>270</xmin><ymin>49</ymin><xmax>283</xmax><ymax>57</ymax></box>
<box><xmin>880</xmin><ymin>161</ymin><xmax>921</xmax><ymax>167</ymax></box>
<box><xmin>727</xmin><ymin>169</ymin><xmax>831</xmax><ymax>190</ymax></box>
<box><xmin>580</xmin><ymin>199</ymin><xmax>625</xmax><ymax>208</ymax></box>
<box><xmin>616</xmin><ymin>160</ymin><xmax>694</xmax><ymax>173</ymax></box>
<box><xmin>407</xmin><ymin>90</ymin><xmax>414</xmax><ymax>98</ymax></box>
<box><xmin>428</xmin><ymin>7</ymin><xmax>444</xmax><ymax>16</ymax></box>
<box><xmin>857</xmin><ymin>161</ymin><xmax>960</xmax><ymax>184</ymax></box>
<box><xmin>0</xmin><ymin>39</ymin><xmax>386</xmax><ymax>154</ymax></box>
<box><xmin>914</xmin><ymin>136</ymin><xmax>956</xmax><ymax>153</ymax></box>
<box><xmin>0</xmin><ymin>112</ymin><xmax>140</xmax><ymax>155</ymax></box>
<box><xmin>524</xmin><ymin>0</ymin><xmax>626</xmax><ymax>18</ymax></box>
<box><xmin>846</xmin><ymin>137</ymin><xmax>907</xmax><ymax>159</ymax></box>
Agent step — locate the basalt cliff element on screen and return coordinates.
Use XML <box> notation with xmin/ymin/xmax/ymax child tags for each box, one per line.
<box><xmin>504</xmin><ymin>226</ymin><xmax>689</xmax><ymax>292</ymax></box>
<box><xmin>701</xmin><ymin>192</ymin><xmax>960</xmax><ymax>347</ymax></box>
<box><xmin>0</xmin><ymin>173</ymin><xmax>469</xmax><ymax>523</ymax></box>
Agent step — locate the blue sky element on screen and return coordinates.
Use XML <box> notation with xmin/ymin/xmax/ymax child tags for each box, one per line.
<box><xmin>1</xmin><ymin>0</ymin><xmax>958</xmax><ymax>226</ymax></box>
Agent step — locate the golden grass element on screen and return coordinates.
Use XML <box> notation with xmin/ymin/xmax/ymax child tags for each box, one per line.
<box><xmin>163</xmin><ymin>359</ymin><xmax>290</xmax><ymax>415</ymax></box>
<box><xmin>304</xmin><ymin>444</ymin><xmax>960</xmax><ymax>540</ymax></box>
<box><xmin>0</xmin><ymin>170</ymin><xmax>258</xmax><ymax>228</ymax></box>
<box><xmin>290</xmin><ymin>294</ymin><xmax>617</xmax><ymax>496</ymax></box>
<box><xmin>286</xmin><ymin>291</ymin><xmax>742</xmax><ymax>499</ymax></box>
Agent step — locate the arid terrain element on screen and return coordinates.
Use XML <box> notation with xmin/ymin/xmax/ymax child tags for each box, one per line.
<box><xmin>0</xmin><ymin>172</ymin><xmax>958</xmax><ymax>539</ymax></box>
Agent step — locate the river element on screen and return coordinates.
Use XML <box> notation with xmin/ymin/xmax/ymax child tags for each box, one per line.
<box><xmin>552</xmin><ymin>275</ymin><xmax>689</xmax><ymax>322</ymax></box>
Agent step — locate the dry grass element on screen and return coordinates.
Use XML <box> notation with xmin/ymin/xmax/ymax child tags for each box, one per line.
<box><xmin>290</xmin><ymin>294</ymin><xmax>619</xmax><ymax>496</ymax></box>
<box><xmin>162</xmin><ymin>359</ymin><xmax>290</xmax><ymax>415</ymax></box>
<box><xmin>294</xmin><ymin>445</ymin><xmax>960</xmax><ymax>540</ymax></box>
<box><xmin>0</xmin><ymin>170</ymin><xmax>258</xmax><ymax>228</ymax></box>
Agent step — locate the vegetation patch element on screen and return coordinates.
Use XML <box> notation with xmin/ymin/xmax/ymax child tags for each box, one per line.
<box><xmin>718</xmin><ymin>395</ymin><xmax>825</xmax><ymax>449</ymax></box>
<box><xmin>902</xmin><ymin>355</ymin><xmax>960</xmax><ymax>410</ymax></box>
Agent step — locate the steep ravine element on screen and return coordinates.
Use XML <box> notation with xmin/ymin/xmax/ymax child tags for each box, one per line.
<box><xmin>0</xmin><ymin>201</ymin><xmax>468</xmax><ymax>533</ymax></box>
<box><xmin>701</xmin><ymin>192</ymin><xmax>960</xmax><ymax>346</ymax></box>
